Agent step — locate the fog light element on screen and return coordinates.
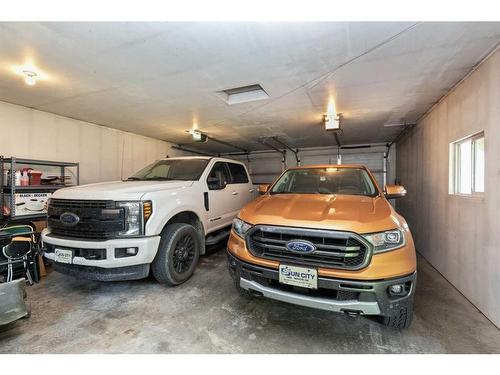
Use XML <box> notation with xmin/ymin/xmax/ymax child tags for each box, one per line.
<box><xmin>388</xmin><ymin>283</ymin><xmax>406</xmax><ymax>296</ymax></box>
<box><xmin>126</xmin><ymin>247</ymin><xmax>137</xmax><ymax>255</ymax></box>
<box><xmin>115</xmin><ymin>247</ymin><xmax>138</xmax><ymax>258</ymax></box>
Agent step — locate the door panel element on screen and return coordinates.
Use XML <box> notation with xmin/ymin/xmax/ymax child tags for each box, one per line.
<box><xmin>206</xmin><ymin>162</ymin><xmax>237</xmax><ymax>231</ymax></box>
<box><xmin>227</xmin><ymin>162</ymin><xmax>255</xmax><ymax>208</ymax></box>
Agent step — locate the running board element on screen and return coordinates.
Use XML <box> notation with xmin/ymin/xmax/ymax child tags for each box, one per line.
<box><xmin>205</xmin><ymin>229</ymin><xmax>231</xmax><ymax>246</ymax></box>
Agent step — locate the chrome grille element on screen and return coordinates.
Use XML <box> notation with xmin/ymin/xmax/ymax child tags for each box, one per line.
<box><xmin>247</xmin><ymin>225</ymin><xmax>372</xmax><ymax>270</ymax></box>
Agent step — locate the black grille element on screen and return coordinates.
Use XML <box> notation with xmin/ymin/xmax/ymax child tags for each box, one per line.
<box><xmin>247</xmin><ymin>226</ymin><xmax>371</xmax><ymax>270</ymax></box>
<box><xmin>48</xmin><ymin>199</ymin><xmax>124</xmax><ymax>240</ymax></box>
<box><xmin>50</xmin><ymin>199</ymin><xmax>115</xmax><ymax>209</ymax></box>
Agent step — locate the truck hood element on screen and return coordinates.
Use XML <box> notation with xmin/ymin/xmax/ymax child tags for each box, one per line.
<box><xmin>52</xmin><ymin>180</ymin><xmax>194</xmax><ymax>201</ymax></box>
<box><xmin>239</xmin><ymin>193</ymin><xmax>403</xmax><ymax>234</ymax></box>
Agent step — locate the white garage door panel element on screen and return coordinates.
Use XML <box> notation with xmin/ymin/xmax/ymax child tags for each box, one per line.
<box><xmin>300</xmin><ymin>148</ymin><xmax>385</xmax><ymax>187</ymax></box>
<box><xmin>228</xmin><ymin>145</ymin><xmax>388</xmax><ymax>187</ymax></box>
<box><xmin>230</xmin><ymin>153</ymin><xmax>284</xmax><ymax>185</ymax></box>
<box><xmin>342</xmin><ymin>153</ymin><xmax>385</xmax><ymax>187</ymax></box>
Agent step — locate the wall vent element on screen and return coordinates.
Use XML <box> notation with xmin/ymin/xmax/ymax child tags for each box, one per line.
<box><xmin>216</xmin><ymin>84</ymin><xmax>269</xmax><ymax>105</ymax></box>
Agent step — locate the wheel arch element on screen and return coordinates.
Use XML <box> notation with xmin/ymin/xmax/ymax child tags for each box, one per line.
<box><xmin>161</xmin><ymin>210</ymin><xmax>206</xmax><ymax>255</ymax></box>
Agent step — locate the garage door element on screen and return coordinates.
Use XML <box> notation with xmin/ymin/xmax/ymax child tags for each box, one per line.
<box><xmin>230</xmin><ymin>153</ymin><xmax>284</xmax><ymax>185</ymax></box>
<box><xmin>230</xmin><ymin>146</ymin><xmax>387</xmax><ymax>187</ymax></box>
<box><xmin>300</xmin><ymin>147</ymin><xmax>386</xmax><ymax>187</ymax></box>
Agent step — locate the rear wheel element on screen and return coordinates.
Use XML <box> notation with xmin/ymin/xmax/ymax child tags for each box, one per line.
<box><xmin>381</xmin><ymin>302</ymin><xmax>414</xmax><ymax>329</ymax></box>
<box><xmin>152</xmin><ymin>223</ymin><xmax>200</xmax><ymax>286</ymax></box>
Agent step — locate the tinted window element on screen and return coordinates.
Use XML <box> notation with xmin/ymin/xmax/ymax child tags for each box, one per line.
<box><xmin>128</xmin><ymin>159</ymin><xmax>209</xmax><ymax>181</ymax></box>
<box><xmin>271</xmin><ymin>167</ymin><xmax>377</xmax><ymax>197</ymax></box>
<box><xmin>207</xmin><ymin>162</ymin><xmax>230</xmax><ymax>190</ymax></box>
<box><xmin>227</xmin><ymin>163</ymin><xmax>249</xmax><ymax>184</ymax></box>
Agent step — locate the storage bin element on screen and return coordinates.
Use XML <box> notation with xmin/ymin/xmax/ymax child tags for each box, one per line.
<box><xmin>29</xmin><ymin>170</ymin><xmax>42</xmax><ymax>185</ymax></box>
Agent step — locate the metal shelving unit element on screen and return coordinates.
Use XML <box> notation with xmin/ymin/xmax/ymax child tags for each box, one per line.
<box><xmin>1</xmin><ymin>156</ymin><xmax>79</xmax><ymax>223</ymax></box>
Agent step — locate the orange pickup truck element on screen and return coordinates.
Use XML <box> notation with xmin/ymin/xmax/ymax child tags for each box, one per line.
<box><xmin>226</xmin><ymin>164</ymin><xmax>416</xmax><ymax>329</ymax></box>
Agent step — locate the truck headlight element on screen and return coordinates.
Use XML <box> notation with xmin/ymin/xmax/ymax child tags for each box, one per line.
<box><xmin>363</xmin><ymin>228</ymin><xmax>405</xmax><ymax>253</ymax></box>
<box><xmin>232</xmin><ymin>217</ymin><xmax>252</xmax><ymax>238</ymax></box>
<box><xmin>117</xmin><ymin>201</ymin><xmax>152</xmax><ymax>237</ymax></box>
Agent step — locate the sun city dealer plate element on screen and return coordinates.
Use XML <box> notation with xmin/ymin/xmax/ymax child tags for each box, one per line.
<box><xmin>279</xmin><ymin>264</ymin><xmax>318</xmax><ymax>289</ymax></box>
<box><xmin>54</xmin><ymin>248</ymin><xmax>73</xmax><ymax>264</ymax></box>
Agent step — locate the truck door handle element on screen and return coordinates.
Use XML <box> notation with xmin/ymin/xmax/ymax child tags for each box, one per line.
<box><xmin>232</xmin><ymin>191</ymin><xmax>239</xmax><ymax>195</ymax></box>
<box><xmin>249</xmin><ymin>189</ymin><xmax>254</xmax><ymax>193</ymax></box>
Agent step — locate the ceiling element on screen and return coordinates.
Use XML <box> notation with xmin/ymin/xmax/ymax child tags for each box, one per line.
<box><xmin>0</xmin><ymin>22</ymin><xmax>499</xmax><ymax>153</ymax></box>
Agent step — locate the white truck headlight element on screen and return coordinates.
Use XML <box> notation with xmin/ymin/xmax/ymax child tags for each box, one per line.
<box><xmin>117</xmin><ymin>201</ymin><xmax>150</xmax><ymax>237</ymax></box>
<box><xmin>232</xmin><ymin>218</ymin><xmax>252</xmax><ymax>238</ymax></box>
<box><xmin>363</xmin><ymin>228</ymin><xmax>405</xmax><ymax>254</ymax></box>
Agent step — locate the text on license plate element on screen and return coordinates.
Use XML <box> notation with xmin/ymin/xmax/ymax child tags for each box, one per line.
<box><xmin>279</xmin><ymin>264</ymin><xmax>317</xmax><ymax>289</ymax></box>
<box><xmin>54</xmin><ymin>248</ymin><xmax>73</xmax><ymax>264</ymax></box>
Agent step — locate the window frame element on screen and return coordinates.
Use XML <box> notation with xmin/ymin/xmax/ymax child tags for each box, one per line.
<box><xmin>206</xmin><ymin>162</ymin><xmax>231</xmax><ymax>190</ymax></box>
<box><xmin>226</xmin><ymin>162</ymin><xmax>250</xmax><ymax>184</ymax></box>
<box><xmin>450</xmin><ymin>132</ymin><xmax>485</xmax><ymax>196</ymax></box>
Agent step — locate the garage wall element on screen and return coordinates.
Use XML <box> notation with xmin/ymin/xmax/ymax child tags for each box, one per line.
<box><xmin>0</xmin><ymin>101</ymin><xmax>184</xmax><ymax>184</ymax></box>
<box><xmin>396</xmin><ymin>49</ymin><xmax>500</xmax><ymax>327</ymax></box>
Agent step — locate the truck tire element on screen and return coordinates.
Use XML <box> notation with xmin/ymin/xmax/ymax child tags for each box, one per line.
<box><xmin>152</xmin><ymin>223</ymin><xmax>201</xmax><ymax>286</ymax></box>
<box><xmin>381</xmin><ymin>303</ymin><xmax>414</xmax><ymax>329</ymax></box>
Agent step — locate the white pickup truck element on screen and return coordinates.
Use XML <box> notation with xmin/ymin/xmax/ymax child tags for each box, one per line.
<box><xmin>42</xmin><ymin>156</ymin><xmax>254</xmax><ymax>285</ymax></box>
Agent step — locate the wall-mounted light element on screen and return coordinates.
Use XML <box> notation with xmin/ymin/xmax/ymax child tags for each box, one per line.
<box><xmin>22</xmin><ymin>70</ymin><xmax>38</xmax><ymax>86</ymax></box>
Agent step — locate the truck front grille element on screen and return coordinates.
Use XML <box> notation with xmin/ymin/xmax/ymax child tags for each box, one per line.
<box><xmin>247</xmin><ymin>225</ymin><xmax>372</xmax><ymax>270</ymax></box>
<box><xmin>48</xmin><ymin>199</ymin><xmax>125</xmax><ymax>240</ymax></box>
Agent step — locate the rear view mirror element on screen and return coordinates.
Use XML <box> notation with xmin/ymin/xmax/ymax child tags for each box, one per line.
<box><xmin>207</xmin><ymin>176</ymin><xmax>227</xmax><ymax>190</ymax></box>
<box><xmin>258</xmin><ymin>184</ymin><xmax>271</xmax><ymax>195</ymax></box>
<box><xmin>384</xmin><ymin>185</ymin><xmax>407</xmax><ymax>199</ymax></box>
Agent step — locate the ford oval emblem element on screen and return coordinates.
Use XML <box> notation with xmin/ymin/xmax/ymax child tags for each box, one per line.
<box><xmin>286</xmin><ymin>240</ymin><xmax>316</xmax><ymax>254</ymax></box>
<box><xmin>60</xmin><ymin>212</ymin><xmax>80</xmax><ymax>226</ymax></box>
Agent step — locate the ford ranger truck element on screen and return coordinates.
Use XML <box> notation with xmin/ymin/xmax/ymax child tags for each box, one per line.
<box><xmin>227</xmin><ymin>164</ymin><xmax>416</xmax><ymax>328</ymax></box>
<box><xmin>42</xmin><ymin>157</ymin><xmax>254</xmax><ymax>285</ymax></box>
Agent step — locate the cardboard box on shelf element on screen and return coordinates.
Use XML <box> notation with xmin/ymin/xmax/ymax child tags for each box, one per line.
<box><xmin>5</xmin><ymin>192</ymin><xmax>52</xmax><ymax>217</ymax></box>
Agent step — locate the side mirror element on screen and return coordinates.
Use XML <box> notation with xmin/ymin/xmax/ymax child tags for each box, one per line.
<box><xmin>207</xmin><ymin>176</ymin><xmax>227</xmax><ymax>190</ymax></box>
<box><xmin>384</xmin><ymin>184</ymin><xmax>407</xmax><ymax>199</ymax></box>
<box><xmin>258</xmin><ymin>184</ymin><xmax>271</xmax><ymax>195</ymax></box>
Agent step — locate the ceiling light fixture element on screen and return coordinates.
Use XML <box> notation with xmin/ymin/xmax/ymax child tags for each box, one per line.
<box><xmin>324</xmin><ymin>98</ymin><xmax>341</xmax><ymax>131</ymax></box>
<box><xmin>22</xmin><ymin>70</ymin><xmax>38</xmax><ymax>86</ymax></box>
<box><xmin>186</xmin><ymin>129</ymin><xmax>207</xmax><ymax>143</ymax></box>
<box><xmin>323</xmin><ymin>97</ymin><xmax>342</xmax><ymax>130</ymax></box>
<box><xmin>324</xmin><ymin>114</ymin><xmax>342</xmax><ymax>131</ymax></box>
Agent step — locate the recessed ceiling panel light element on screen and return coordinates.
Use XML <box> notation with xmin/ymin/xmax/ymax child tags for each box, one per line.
<box><xmin>216</xmin><ymin>84</ymin><xmax>269</xmax><ymax>105</ymax></box>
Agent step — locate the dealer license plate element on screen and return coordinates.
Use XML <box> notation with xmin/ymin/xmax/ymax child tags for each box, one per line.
<box><xmin>279</xmin><ymin>264</ymin><xmax>318</xmax><ymax>289</ymax></box>
<box><xmin>54</xmin><ymin>248</ymin><xmax>73</xmax><ymax>264</ymax></box>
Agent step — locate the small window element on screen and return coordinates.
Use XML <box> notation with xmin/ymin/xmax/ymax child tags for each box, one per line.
<box><xmin>450</xmin><ymin>132</ymin><xmax>484</xmax><ymax>195</ymax></box>
<box><xmin>227</xmin><ymin>163</ymin><xmax>249</xmax><ymax>184</ymax></box>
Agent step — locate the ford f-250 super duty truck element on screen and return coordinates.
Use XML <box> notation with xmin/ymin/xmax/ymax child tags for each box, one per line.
<box><xmin>226</xmin><ymin>164</ymin><xmax>416</xmax><ymax>328</ymax></box>
<box><xmin>42</xmin><ymin>157</ymin><xmax>254</xmax><ymax>285</ymax></box>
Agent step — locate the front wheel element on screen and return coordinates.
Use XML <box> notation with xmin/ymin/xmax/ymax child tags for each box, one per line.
<box><xmin>152</xmin><ymin>223</ymin><xmax>201</xmax><ymax>286</ymax></box>
<box><xmin>381</xmin><ymin>301</ymin><xmax>414</xmax><ymax>329</ymax></box>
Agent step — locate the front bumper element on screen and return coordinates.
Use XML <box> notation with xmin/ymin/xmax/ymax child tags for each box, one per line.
<box><xmin>227</xmin><ymin>251</ymin><xmax>416</xmax><ymax>317</ymax></box>
<box><xmin>41</xmin><ymin>229</ymin><xmax>161</xmax><ymax>281</ymax></box>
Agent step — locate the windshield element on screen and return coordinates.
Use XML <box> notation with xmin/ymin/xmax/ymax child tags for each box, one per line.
<box><xmin>127</xmin><ymin>159</ymin><xmax>209</xmax><ymax>181</ymax></box>
<box><xmin>270</xmin><ymin>167</ymin><xmax>378</xmax><ymax>197</ymax></box>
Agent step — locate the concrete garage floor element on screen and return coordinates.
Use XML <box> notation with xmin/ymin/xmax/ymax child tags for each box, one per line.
<box><xmin>1</xmin><ymin>247</ymin><xmax>499</xmax><ymax>354</ymax></box>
